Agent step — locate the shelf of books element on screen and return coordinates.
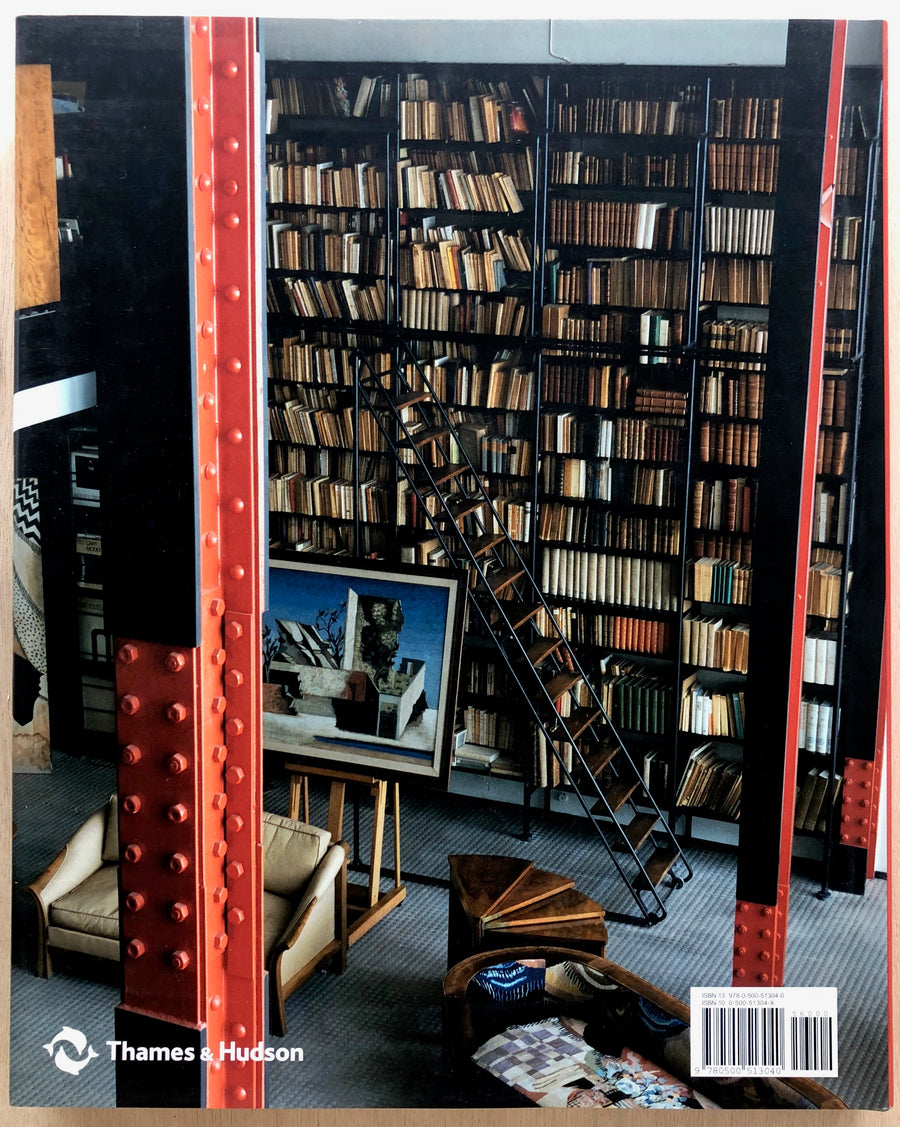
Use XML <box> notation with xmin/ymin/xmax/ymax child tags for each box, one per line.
<box><xmin>262</xmin><ymin>59</ymin><xmax>883</xmax><ymax>864</ymax></box>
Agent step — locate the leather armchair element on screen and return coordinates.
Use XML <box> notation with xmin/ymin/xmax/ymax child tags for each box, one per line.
<box><xmin>28</xmin><ymin>801</ymin><xmax>348</xmax><ymax>1035</ymax></box>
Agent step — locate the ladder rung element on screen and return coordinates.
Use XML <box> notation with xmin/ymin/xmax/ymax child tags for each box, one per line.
<box><xmin>439</xmin><ymin>496</ymin><xmax>485</xmax><ymax>522</ymax></box>
<box><xmin>490</xmin><ymin>602</ymin><xmax>541</xmax><ymax>630</ymax></box>
<box><xmin>544</xmin><ymin>671</ymin><xmax>581</xmax><ymax>703</ymax></box>
<box><xmin>394</xmin><ymin>390</ymin><xmax>432</xmax><ymax>409</ymax></box>
<box><xmin>405</xmin><ymin>425</ymin><xmax>449</xmax><ymax>447</ymax></box>
<box><xmin>526</xmin><ymin>638</ymin><xmax>561</xmax><ymax>667</ymax></box>
<box><xmin>591</xmin><ymin>778</ymin><xmax>637</xmax><ymax>815</ymax></box>
<box><xmin>573</xmin><ymin>741</ymin><xmax>618</xmax><ymax>780</ymax></box>
<box><xmin>633</xmin><ymin>846</ymin><xmax>679</xmax><ymax>890</ymax></box>
<box><xmin>561</xmin><ymin>707</ymin><xmax>604</xmax><ymax>741</ymax></box>
<box><xmin>487</xmin><ymin>567</ymin><xmax>524</xmax><ymax>595</ymax></box>
<box><xmin>614</xmin><ymin>812</ymin><xmax>658</xmax><ymax>852</ymax></box>
<box><xmin>414</xmin><ymin>464</ymin><xmax>468</xmax><ymax>489</ymax></box>
<box><xmin>465</xmin><ymin>532</ymin><xmax>506</xmax><ymax>558</ymax></box>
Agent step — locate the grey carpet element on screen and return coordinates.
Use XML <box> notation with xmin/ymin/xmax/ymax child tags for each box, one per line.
<box><xmin>8</xmin><ymin>750</ymin><xmax>890</xmax><ymax>1109</ymax></box>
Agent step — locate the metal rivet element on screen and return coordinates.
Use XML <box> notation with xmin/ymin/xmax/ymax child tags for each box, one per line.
<box><xmin>223</xmin><ymin>284</ymin><xmax>241</xmax><ymax>303</ymax></box>
<box><xmin>212</xmin><ymin>648</ymin><xmax>227</xmax><ymax>666</ymax></box>
<box><xmin>230</xmin><ymin>565</ymin><xmax>246</xmax><ymax>581</ymax></box>
<box><xmin>168</xmin><ymin>803</ymin><xmax>189</xmax><ymax>824</ymax></box>
<box><xmin>118</xmin><ymin>644</ymin><xmax>140</xmax><ymax>664</ymax></box>
<box><xmin>213</xmin><ymin>840</ymin><xmax>228</xmax><ymax>858</ymax></box>
<box><xmin>212</xmin><ymin>886</ymin><xmax>228</xmax><ymax>904</ymax></box>
<box><xmin>194</xmin><ymin>17</ymin><xmax>209</xmax><ymax>36</ymax></box>
<box><xmin>125</xmin><ymin>892</ymin><xmax>145</xmax><ymax>913</ymax></box>
<box><xmin>734</xmin><ymin>946</ymin><xmax>746</xmax><ymax>957</ymax></box>
<box><xmin>197</xmin><ymin>172</ymin><xmax>212</xmax><ymax>191</ymax></box>
<box><xmin>233</xmin><ymin>1088</ymin><xmax>248</xmax><ymax>1102</ymax></box>
<box><xmin>223</xmin><ymin>135</ymin><xmax>240</xmax><ymax>153</ymax></box>
<box><xmin>223</xmin><ymin>179</ymin><xmax>239</xmax><ymax>196</ymax></box>
<box><xmin>167</xmin><ymin>753</ymin><xmax>189</xmax><ymax>775</ymax></box>
<box><xmin>225</xmin><ymin>357</ymin><xmax>242</xmax><ymax>374</ymax></box>
<box><xmin>169</xmin><ymin>852</ymin><xmax>190</xmax><ymax>874</ymax></box>
<box><xmin>734</xmin><ymin>967</ymin><xmax>746</xmax><ymax>978</ymax></box>
<box><xmin>225</xmin><ymin>669</ymin><xmax>244</xmax><ymax>688</ymax></box>
<box><xmin>167</xmin><ymin>702</ymin><xmax>188</xmax><ymax>724</ymax></box>
<box><xmin>226</xmin><ymin>765</ymin><xmax>245</xmax><ymax>786</ymax></box>
<box><xmin>212</xmin><ymin>696</ymin><xmax>227</xmax><ymax>715</ymax></box>
<box><xmin>229</xmin><ymin>497</ymin><xmax>245</xmax><ymax>513</ymax></box>
<box><xmin>196</xmin><ymin>97</ymin><xmax>210</xmax><ymax>116</ymax></box>
<box><xmin>225</xmin><ymin>621</ymin><xmax>243</xmax><ymax>640</ymax></box>
<box><xmin>232</xmin><ymin>1023</ymin><xmax>247</xmax><ymax>1039</ymax></box>
<box><xmin>124</xmin><ymin>844</ymin><xmax>144</xmax><ymax>864</ymax></box>
<box><xmin>165</xmin><ymin>651</ymin><xmax>187</xmax><ymax>673</ymax></box>
<box><xmin>210</xmin><ymin>995</ymin><xmax>222</xmax><ymax>1010</ymax></box>
<box><xmin>122</xmin><ymin>794</ymin><xmax>142</xmax><ymax>814</ymax></box>
<box><xmin>227</xmin><ymin>814</ymin><xmax>244</xmax><ymax>834</ymax></box>
<box><xmin>201</xmin><ymin>320</ymin><xmax>214</xmax><ymax>338</ymax></box>
<box><xmin>213</xmin><ymin>933</ymin><xmax>229</xmax><ymax>951</ymax></box>
<box><xmin>126</xmin><ymin>939</ymin><xmax>146</xmax><ymax>960</ymax></box>
<box><xmin>212</xmin><ymin>745</ymin><xmax>228</xmax><ymax>763</ymax></box>
<box><xmin>223</xmin><ymin>212</ymin><xmax>241</xmax><ymax>229</ymax></box>
<box><xmin>199</xmin><ymin>247</ymin><xmax>213</xmax><ymax>266</ymax></box>
<box><xmin>205</xmin><ymin>531</ymin><xmax>219</xmax><ymax>548</ymax></box>
<box><xmin>228</xmin><ymin>907</ymin><xmax>245</xmax><ymax>926</ymax></box>
<box><xmin>210</xmin><ymin>599</ymin><xmax>226</xmax><ymax>617</ymax></box>
<box><xmin>203</xmin><ymin>462</ymin><xmax>217</xmax><ymax>480</ymax></box>
<box><xmin>212</xmin><ymin>792</ymin><xmax>227</xmax><ymax>810</ymax></box>
<box><xmin>226</xmin><ymin>718</ymin><xmax>245</xmax><ymax>738</ymax></box>
<box><xmin>170</xmin><ymin>950</ymin><xmax>191</xmax><ymax>971</ymax></box>
<box><xmin>120</xmin><ymin>694</ymin><xmax>141</xmax><ymax>716</ymax></box>
<box><xmin>170</xmin><ymin>901</ymin><xmax>190</xmax><ymax>923</ymax></box>
<box><xmin>222</xmin><ymin>59</ymin><xmax>239</xmax><ymax>79</ymax></box>
<box><xmin>227</xmin><ymin>427</ymin><xmax>243</xmax><ymax>444</ymax></box>
<box><xmin>121</xmin><ymin>744</ymin><xmax>142</xmax><ymax>766</ymax></box>
<box><xmin>202</xmin><ymin>392</ymin><xmax>216</xmax><ymax>409</ymax></box>
<box><xmin>226</xmin><ymin>861</ymin><xmax>244</xmax><ymax>880</ymax></box>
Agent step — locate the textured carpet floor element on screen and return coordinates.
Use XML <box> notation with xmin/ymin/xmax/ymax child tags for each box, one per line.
<box><xmin>8</xmin><ymin>750</ymin><xmax>890</xmax><ymax>1109</ymax></box>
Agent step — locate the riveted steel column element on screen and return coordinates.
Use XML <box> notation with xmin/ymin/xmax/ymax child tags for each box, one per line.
<box><xmin>732</xmin><ymin>20</ymin><xmax>846</xmax><ymax>986</ymax></box>
<box><xmin>113</xmin><ymin>16</ymin><xmax>263</xmax><ymax>1110</ymax></box>
<box><xmin>189</xmin><ymin>15</ymin><xmax>265</xmax><ymax>1108</ymax></box>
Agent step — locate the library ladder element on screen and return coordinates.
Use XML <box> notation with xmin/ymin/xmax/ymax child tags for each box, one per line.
<box><xmin>355</xmin><ymin>344</ymin><xmax>693</xmax><ymax>925</ymax></box>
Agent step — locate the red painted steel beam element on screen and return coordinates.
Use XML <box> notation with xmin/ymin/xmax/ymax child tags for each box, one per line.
<box><xmin>731</xmin><ymin>20</ymin><xmax>846</xmax><ymax>987</ymax></box>
<box><xmin>114</xmin><ymin>17</ymin><xmax>263</xmax><ymax>1111</ymax></box>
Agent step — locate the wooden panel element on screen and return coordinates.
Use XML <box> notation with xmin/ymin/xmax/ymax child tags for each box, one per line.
<box><xmin>15</xmin><ymin>65</ymin><xmax>59</xmax><ymax>309</ymax></box>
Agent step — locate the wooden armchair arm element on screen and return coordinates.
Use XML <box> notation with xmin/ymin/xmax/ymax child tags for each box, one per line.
<box><xmin>272</xmin><ymin>841</ymin><xmax>347</xmax><ymax>954</ymax></box>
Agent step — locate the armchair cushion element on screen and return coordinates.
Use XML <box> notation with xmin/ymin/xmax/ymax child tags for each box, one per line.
<box><xmin>48</xmin><ymin>863</ymin><xmax>119</xmax><ymax>941</ymax></box>
<box><xmin>264</xmin><ymin>891</ymin><xmax>296</xmax><ymax>958</ymax></box>
<box><xmin>101</xmin><ymin>795</ymin><xmax>119</xmax><ymax>864</ymax></box>
<box><xmin>262</xmin><ymin>811</ymin><xmax>331</xmax><ymax>897</ymax></box>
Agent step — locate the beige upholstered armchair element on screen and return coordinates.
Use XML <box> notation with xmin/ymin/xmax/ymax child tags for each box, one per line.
<box><xmin>28</xmin><ymin>801</ymin><xmax>348</xmax><ymax>1035</ymax></box>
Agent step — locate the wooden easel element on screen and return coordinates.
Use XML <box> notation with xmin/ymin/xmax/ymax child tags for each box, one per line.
<box><xmin>285</xmin><ymin>760</ymin><xmax>406</xmax><ymax>945</ymax></box>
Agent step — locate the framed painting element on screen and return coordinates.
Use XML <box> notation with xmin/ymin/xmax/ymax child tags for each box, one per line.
<box><xmin>262</xmin><ymin>552</ymin><xmax>466</xmax><ymax>785</ymax></box>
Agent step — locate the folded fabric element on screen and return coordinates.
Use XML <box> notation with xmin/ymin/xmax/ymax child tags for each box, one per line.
<box><xmin>470</xmin><ymin>959</ymin><xmax>546</xmax><ymax>1004</ymax></box>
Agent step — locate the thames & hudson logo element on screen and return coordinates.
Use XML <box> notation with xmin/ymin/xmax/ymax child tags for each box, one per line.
<box><xmin>43</xmin><ymin>1027</ymin><xmax>99</xmax><ymax>1076</ymax></box>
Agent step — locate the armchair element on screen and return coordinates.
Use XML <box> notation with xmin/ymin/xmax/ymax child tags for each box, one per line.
<box><xmin>28</xmin><ymin>801</ymin><xmax>348</xmax><ymax>1035</ymax></box>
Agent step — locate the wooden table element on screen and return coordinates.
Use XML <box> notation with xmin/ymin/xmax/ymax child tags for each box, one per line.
<box><xmin>447</xmin><ymin>854</ymin><xmax>608</xmax><ymax>968</ymax></box>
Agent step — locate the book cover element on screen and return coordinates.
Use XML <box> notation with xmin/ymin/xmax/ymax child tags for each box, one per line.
<box><xmin>5</xmin><ymin>10</ymin><xmax>893</xmax><ymax>1120</ymax></box>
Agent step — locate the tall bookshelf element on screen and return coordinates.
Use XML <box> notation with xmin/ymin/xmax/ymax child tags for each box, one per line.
<box><xmin>261</xmin><ymin>54</ymin><xmax>884</xmax><ymax>882</ymax></box>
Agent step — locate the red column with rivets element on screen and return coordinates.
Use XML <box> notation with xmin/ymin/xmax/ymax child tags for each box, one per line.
<box><xmin>114</xmin><ymin>16</ymin><xmax>264</xmax><ymax>1109</ymax></box>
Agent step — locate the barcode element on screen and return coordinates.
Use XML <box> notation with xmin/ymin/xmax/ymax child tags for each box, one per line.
<box><xmin>701</xmin><ymin>1005</ymin><xmax>784</xmax><ymax>1068</ymax></box>
<box><xmin>691</xmin><ymin>988</ymin><xmax>838</xmax><ymax>1077</ymax></box>
<box><xmin>791</xmin><ymin>1014</ymin><xmax>834</xmax><ymax>1072</ymax></box>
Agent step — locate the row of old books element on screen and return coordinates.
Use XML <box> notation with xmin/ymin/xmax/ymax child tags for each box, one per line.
<box><xmin>597</xmin><ymin>664</ymin><xmax>674</xmax><ymax>735</ymax></box>
<box><xmin>267</xmin><ymin>136</ymin><xmax>383</xmax><ymax>167</ymax></box>
<box><xmin>836</xmin><ymin>145</ymin><xmax>868</xmax><ymax>197</ymax></box>
<box><xmin>709</xmin><ymin>95</ymin><xmax>782</xmax><ymax>140</ymax></box>
<box><xmin>831</xmin><ymin>215</ymin><xmax>863</xmax><ymax>262</ymax></box>
<box><xmin>825</xmin><ymin>326</ymin><xmax>855</xmax><ymax>360</ymax></box>
<box><xmin>707</xmin><ymin>142</ymin><xmax>779</xmax><ymax>194</ymax></box>
<box><xmin>540</xmin><ymin>455</ymin><xmax>677</xmax><ymax>506</ymax></box>
<box><xmin>548</xmin><ymin>258</ymin><xmax>691</xmax><ymax>311</ymax></box>
<box><xmin>541</xmin><ymin>305</ymin><xmax>629</xmax><ymax>344</ymax></box>
<box><xmin>267</xmin><ymin>341</ymin><xmax>390</xmax><ymax>386</ymax></box>
<box><xmin>701</xmin><ymin>257</ymin><xmax>772</xmax><ymax>306</ymax></box>
<box><xmin>267</xmin><ymin>225</ymin><xmax>387</xmax><ymax>275</ymax></box>
<box><xmin>690</xmin><ymin>477</ymin><xmax>757</xmax><ymax>534</ymax></box>
<box><xmin>552</xmin><ymin>89</ymin><xmax>705</xmax><ymax>137</ymax></box>
<box><xmin>269</xmin><ymin>472</ymin><xmax>389</xmax><ymax>522</ymax></box>
<box><xmin>535</xmin><ymin>601</ymin><xmax>674</xmax><ymax>656</ymax></box>
<box><xmin>401</xmin><ymin>220</ymin><xmax>534</xmax><ymax>272</ymax></box>
<box><xmin>820</xmin><ymin>371</ymin><xmax>849</xmax><ymax>427</ymax></box>
<box><xmin>540</xmin><ymin>414</ymin><xmax>685</xmax><ymax>461</ymax></box>
<box><xmin>803</xmin><ymin>633</ymin><xmax>838</xmax><ymax>686</ymax></box>
<box><xmin>697</xmin><ymin>419</ymin><xmax>760</xmax><ymax>468</ymax></box>
<box><xmin>399</xmin><ymin>241</ymin><xmax>508</xmax><ymax>293</ymax></box>
<box><xmin>828</xmin><ymin>263</ymin><xmax>860</xmax><ymax>312</ymax></box>
<box><xmin>474</xmin><ymin>436</ymin><xmax>534</xmax><ymax>477</ymax></box>
<box><xmin>398</xmin><ymin>289</ymin><xmax>528</xmax><ymax>337</ymax></box>
<box><xmin>541</xmin><ymin>361</ymin><xmax>633</xmax><ymax>409</ymax></box>
<box><xmin>540</xmin><ymin>546</ymin><xmax>678</xmax><ymax>611</ymax></box>
<box><xmin>546</xmin><ymin>199</ymin><xmax>692</xmax><ymax>252</ymax></box>
<box><xmin>794</xmin><ymin>769</ymin><xmax>841</xmax><ymax>833</ymax></box>
<box><xmin>463</xmin><ymin>707</ymin><xmax>517</xmax><ymax>752</ymax></box>
<box><xmin>272</xmin><ymin>275</ymin><xmax>387</xmax><ymax>323</ymax></box>
<box><xmin>675</xmin><ymin>745</ymin><xmax>741</xmax><ymax>818</ymax></box>
<box><xmin>268</xmin><ymin>445</ymin><xmax>389</xmax><ymax>485</ymax></box>
<box><xmin>799</xmin><ymin>696</ymin><xmax>835</xmax><ymax>756</ymax></box>
<box><xmin>396</xmin><ymin>161</ymin><xmax>525</xmax><ymax>213</ymax></box>
<box><xmin>816</xmin><ymin>428</ymin><xmax>849</xmax><ymax>475</ymax></box>
<box><xmin>399</xmin><ymin>94</ymin><xmax>532</xmax><ymax>144</ymax></box>
<box><xmin>684</xmin><ymin>556</ymin><xmax>752</xmax><ymax>605</ymax></box>
<box><xmin>697</xmin><ymin>369</ymin><xmax>765</xmax><ymax>419</ymax></box>
<box><xmin>681</xmin><ymin>612</ymin><xmax>750</xmax><ymax>673</ymax></box>
<box><xmin>403</xmin><ymin>357</ymin><xmax>536</xmax><ymax>411</ymax></box>
<box><xmin>679</xmin><ymin>673</ymin><xmax>745</xmax><ymax>738</ymax></box>
<box><xmin>547</xmin><ymin>149</ymin><xmax>694</xmax><ymax>191</ymax></box>
<box><xmin>807</xmin><ymin>559</ymin><xmax>843</xmax><ymax>619</ymax></box>
<box><xmin>538</xmin><ymin>502</ymin><xmax>682</xmax><ymax>555</ymax></box>
<box><xmin>699</xmin><ymin>318</ymin><xmax>769</xmax><ymax>357</ymax></box>
<box><xmin>703</xmin><ymin>205</ymin><xmax>775</xmax><ymax>255</ymax></box>
<box><xmin>269</xmin><ymin>516</ymin><xmax>354</xmax><ymax>555</ymax></box>
<box><xmin>268</xmin><ymin>73</ymin><xmax>394</xmax><ymax>120</ymax></box>
<box><xmin>268</xmin><ymin>401</ymin><xmax>385</xmax><ymax>450</ymax></box>
<box><xmin>401</xmin><ymin>145</ymin><xmax>536</xmax><ymax>191</ymax></box>
<box><xmin>634</xmin><ymin>386</ymin><xmax>689</xmax><ymax>416</ymax></box>
<box><xmin>267</xmin><ymin>160</ymin><xmax>387</xmax><ymax>209</ymax></box>
<box><xmin>813</xmin><ymin>481</ymin><xmax>849</xmax><ymax>545</ymax></box>
<box><xmin>691</xmin><ymin>532</ymin><xmax>753</xmax><ymax>565</ymax></box>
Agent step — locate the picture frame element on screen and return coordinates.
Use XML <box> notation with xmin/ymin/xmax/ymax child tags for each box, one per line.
<box><xmin>262</xmin><ymin>551</ymin><xmax>466</xmax><ymax>786</ymax></box>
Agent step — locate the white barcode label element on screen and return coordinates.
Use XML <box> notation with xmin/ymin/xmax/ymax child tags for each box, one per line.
<box><xmin>690</xmin><ymin>987</ymin><xmax>838</xmax><ymax>1077</ymax></box>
